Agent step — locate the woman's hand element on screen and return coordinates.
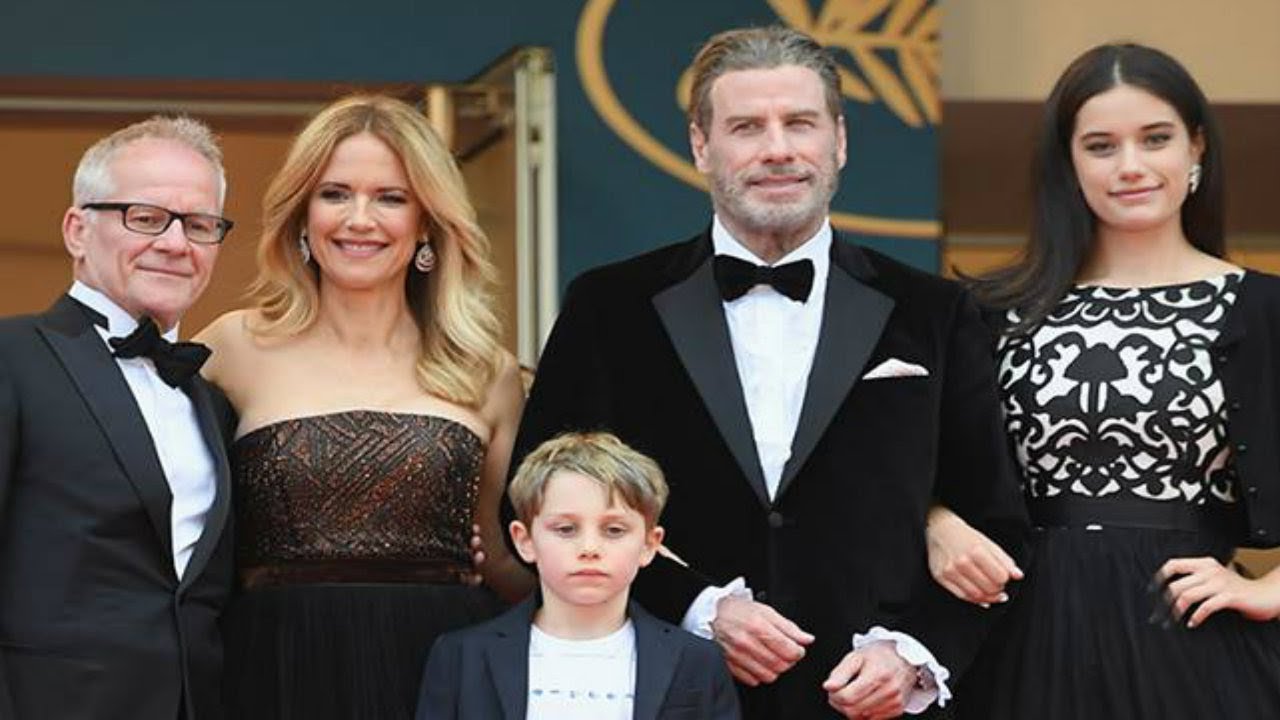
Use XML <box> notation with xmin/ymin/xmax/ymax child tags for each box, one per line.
<box><xmin>1158</xmin><ymin>556</ymin><xmax>1280</xmax><ymax>628</ymax></box>
<box><xmin>926</xmin><ymin>505</ymin><xmax>1023</xmax><ymax>606</ymax></box>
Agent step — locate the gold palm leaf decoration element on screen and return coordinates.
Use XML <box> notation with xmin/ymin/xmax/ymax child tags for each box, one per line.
<box><xmin>677</xmin><ymin>0</ymin><xmax>940</xmax><ymax>128</ymax></box>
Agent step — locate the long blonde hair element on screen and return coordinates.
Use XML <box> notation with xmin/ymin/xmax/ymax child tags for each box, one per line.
<box><xmin>249</xmin><ymin>94</ymin><xmax>502</xmax><ymax>407</ymax></box>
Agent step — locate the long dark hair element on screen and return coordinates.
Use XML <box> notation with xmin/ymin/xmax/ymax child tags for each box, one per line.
<box><xmin>970</xmin><ymin>43</ymin><xmax>1226</xmax><ymax>329</ymax></box>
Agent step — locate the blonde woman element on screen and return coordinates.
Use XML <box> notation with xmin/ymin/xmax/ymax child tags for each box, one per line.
<box><xmin>198</xmin><ymin>95</ymin><xmax>531</xmax><ymax>719</ymax></box>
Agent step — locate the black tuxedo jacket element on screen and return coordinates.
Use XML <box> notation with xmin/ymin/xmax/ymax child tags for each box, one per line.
<box><xmin>416</xmin><ymin>595</ymin><xmax>740</xmax><ymax>719</ymax></box>
<box><xmin>509</xmin><ymin>232</ymin><xmax>1028</xmax><ymax>717</ymax></box>
<box><xmin>0</xmin><ymin>295</ymin><xmax>235</xmax><ymax>720</ymax></box>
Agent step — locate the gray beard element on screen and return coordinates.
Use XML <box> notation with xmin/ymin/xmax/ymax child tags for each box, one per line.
<box><xmin>711</xmin><ymin>165</ymin><xmax>839</xmax><ymax>240</ymax></box>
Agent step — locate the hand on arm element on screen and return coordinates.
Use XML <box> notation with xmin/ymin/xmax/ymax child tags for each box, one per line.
<box><xmin>710</xmin><ymin>594</ymin><xmax>814</xmax><ymax>686</ymax></box>
<box><xmin>926</xmin><ymin>504</ymin><xmax>1023</xmax><ymax>606</ymax></box>
<box><xmin>1157</xmin><ymin>556</ymin><xmax>1280</xmax><ymax>628</ymax></box>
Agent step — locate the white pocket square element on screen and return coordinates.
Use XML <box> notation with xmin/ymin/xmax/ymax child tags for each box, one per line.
<box><xmin>861</xmin><ymin>358</ymin><xmax>930</xmax><ymax>380</ymax></box>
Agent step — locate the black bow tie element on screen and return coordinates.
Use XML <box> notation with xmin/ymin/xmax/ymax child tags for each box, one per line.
<box><xmin>713</xmin><ymin>255</ymin><xmax>815</xmax><ymax>303</ymax></box>
<box><xmin>108</xmin><ymin>317</ymin><xmax>211</xmax><ymax>388</ymax></box>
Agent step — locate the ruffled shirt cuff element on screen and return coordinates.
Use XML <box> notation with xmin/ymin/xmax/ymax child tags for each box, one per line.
<box><xmin>852</xmin><ymin>626</ymin><xmax>952</xmax><ymax>713</ymax></box>
<box><xmin>679</xmin><ymin>577</ymin><xmax>753</xmax><ymax>639</ymax></box>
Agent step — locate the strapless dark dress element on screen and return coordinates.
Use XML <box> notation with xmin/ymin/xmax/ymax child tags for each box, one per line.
<box><xmin>223</xmin><ymin>411</ymin><xmax>503</xmax><ymax>720</ymax></box>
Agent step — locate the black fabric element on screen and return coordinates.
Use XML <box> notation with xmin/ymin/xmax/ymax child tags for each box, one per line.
<box><xmin>109</xmin><ymin>315</ymin><xmax>211</xmax><ymax>387</ymax></box>
<box><xmin>956</xmin><ymin>525</ymin><xmax>1280</xmax><ymax>719</ymax></box>
<box><xmin>506</xmin><ymin>230</ymin><xmax>1029</xmax><ymax>718</ymax></box>
<box><xmin>712</xmin><ymin>254</ymin><xmax>814</xmax><ymax>302</ymax></box>
<box><xmin>227</xmin><ymin>584</ymin><xmax>502</xmax><ymax>720</ymax></box>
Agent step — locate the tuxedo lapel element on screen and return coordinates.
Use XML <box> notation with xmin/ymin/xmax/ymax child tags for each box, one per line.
<box><xmin>653</xmin><ymin>247</ymin><xmax>770</xmax><ymax>509</ymax></box>
<box><xmin>178</xmin><ymin>379</ymin><xmax>230</xmax><ymax>589</ymax></box>
<box><xmin>776</xmin><ymin>239</ymin><xmax>894</xmax><ymax>499</ymax></box>
<box><xmin>37</xmin><ymin>295</ymin><xmax>175</xmax><ymax>570</ymax></box>
<box><xmin>631</xmin><ymin>604</ymin><xmax>681</xmax><ymax>720</ymax></box>
<box><xmin>485</xmin><ymin>596</ymin><xmax>535</xmax><ymax>720</ymax></box>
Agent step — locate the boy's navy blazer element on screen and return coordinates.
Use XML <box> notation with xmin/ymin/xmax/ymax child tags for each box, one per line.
<box><xmin>415</xmin><ymin>595</ymin><xmax>740</xmax><ymax>719</ymax></box>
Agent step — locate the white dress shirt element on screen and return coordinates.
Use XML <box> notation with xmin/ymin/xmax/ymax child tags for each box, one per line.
<box><xmin>713</xmin><ymin>214</ymin><xmax>829</xmax><ymax>498</ymax></box>
<box><xmin>678</xmin><ymin>218</ymin><xmax>950</xmax><ymax>711</ymax></box>
<box><xmin>69</xmin><ymin>281</ymin><xmax>217</xmax><ymax>580</ymax></box>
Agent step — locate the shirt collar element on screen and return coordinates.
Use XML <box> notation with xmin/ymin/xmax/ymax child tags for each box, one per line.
<box><xmin>711</xmin><ymin>214</ymin><xmax>832</xmax><ymax>303</ymax></box>
<box><xmin>69</xmin><ymin>281</ymin><xmax>180</xmax><ymax>341</ymax></box>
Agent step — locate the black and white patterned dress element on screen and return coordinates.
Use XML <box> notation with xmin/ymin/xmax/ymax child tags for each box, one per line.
<box><xmin>957</xmin><ymin>273</ymin><xmax>1280</xmax><ymax>719</ymax></box>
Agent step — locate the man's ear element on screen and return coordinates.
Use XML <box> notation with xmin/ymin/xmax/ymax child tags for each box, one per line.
<box><xmin>638</xmin><ymin>525</ymin><xmax>666</xmax><ymax>567</ymax></box>
<box><xmin>835</xmin><ymin>113</ymin><xmax>848</xmax><ymax>170</ymax></box>
<box><xmin>63</xmin><ymin>206</ymin><xmax>89</xmax><ymax>260</ymax></box>
<box><xmin>690</xmin><ymin>122</ymin><xmax>711</xmax><ymax>174</ymax></box>
<box><xmin>509</xmin><ymin>520</ymin><xmax>537</xmax><ymax>564</ymax></box>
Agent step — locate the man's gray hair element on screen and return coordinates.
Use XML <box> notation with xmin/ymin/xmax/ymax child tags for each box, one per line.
<box><xmin>687</xmin><ymin>25</ymin><xmax>843</xmax><ymax>132</ymax></box>
<box><xmin>72</xmin><ymin>115</ymin><xmax>226</xmax><ymax>207</ymax></box>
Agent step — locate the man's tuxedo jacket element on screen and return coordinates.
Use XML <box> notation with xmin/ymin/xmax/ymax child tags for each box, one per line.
<box><xmin>0</xmin><ymin>296</ymin><xmax>235</xmax><ymax>720</ymax></box>
<box><xmin>416</xmin><ymin>595</ymin><xmax>740</xmax><ymax>719</ymax></box>
<box><xmin>510</xmin><ymin>232</ymin><xmax>1028</xmax><ymax>717</ymax></box>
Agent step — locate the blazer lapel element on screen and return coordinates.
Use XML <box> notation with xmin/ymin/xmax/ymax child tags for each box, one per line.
<box><xmin>37</xmin><ymin>295</ymin><xmax>176</xmax><ymax>571</ymax></box>
<box><xmin>631</xmin><ymin>602</ymin><xmax>681</xmax><ymax>720</ymax></box>
<box><xmin>653</xmin><ymin>238</ymin><xmax>770</xmax><ymax>509</ymax></box>
<box><xmin>178</xmin><ymin>379</ymin><xmax>231</xmax><ymax>589</ymax></box>
<box><xmin>485</xmin><ymin>595</ymin><xmax>536</xmax><ymax>720</ymax></box>
<box><xmin>776</xmin><ymin>239</ymin><xmax>894</xmax><ymax>499</ymax></box>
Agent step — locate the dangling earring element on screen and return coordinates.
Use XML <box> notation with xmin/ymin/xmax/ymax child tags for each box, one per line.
<box><xmin>414</xmin><ymin>239</ymin><xmax>436</xmax><ymax>273</ymax></box>
<box><xmin>298</xmin><ymin>230</ymin><xmax>312</xmax><ymax>264</ymax></box>
<box><xmin>1188</xmin><ymin>163</ymin><xmax>1202</xmax><ymax>194</ymax></box>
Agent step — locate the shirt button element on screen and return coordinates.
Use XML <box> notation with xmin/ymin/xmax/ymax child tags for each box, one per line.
<box><xmin>1230</xmin><ymin>400</ymin><xmax>1242</xmax><ymax>411</ymax></box>
<box><xmin>1237</xmin><ymin>443</ymin><xmax>1249</xmax><ymax>454</ymax></box>
<box><xmin>1256</xmin><ymin>528</ymin><xmax>1269</xmax><ymax>539</ymax></box>
<box><xmin>1248</xmin><ymin>486</ymin><xmax>1259</xmax><ymax>496</ymax></box>
<box><xmin>1216</xmin><ymin>354</ymin><xmax>1229</xmax><ymax>364</ymax></box>
<box><xmin>768</xmin><ymin>511</ymin><xmax>785</xmax><ymax>529</ymax></box>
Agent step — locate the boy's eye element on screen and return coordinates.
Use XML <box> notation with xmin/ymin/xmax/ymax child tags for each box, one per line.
<box><xmin>553</xmin><ymin>524</ymin><xmax>576</xmax><ymax>537</ymax></box>
<box><xmin>604</xmin><ymin>524</ymin><xmax>629</xmax><ymax>537</ymax></box>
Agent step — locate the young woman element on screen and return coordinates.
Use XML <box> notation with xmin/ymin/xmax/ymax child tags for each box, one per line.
<box><xmin>198</xmin><ymin>95</ymin><xmax>531</xmax><ymax>719</ymax></box>
<box><xmin>929</xmin><ymin>44</ymin><xmax>1280</xmax><ymax>718</ymax></box>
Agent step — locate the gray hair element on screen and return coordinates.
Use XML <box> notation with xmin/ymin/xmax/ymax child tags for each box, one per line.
<box><xmin>687</xmin><ymin>25</ymin><xmax>843</xmax><ymax>132</ymax></box>
<box><xmin>72</xmin><ymin>115</ymin><xmax>226</xmax><ymax>207</ymax></box>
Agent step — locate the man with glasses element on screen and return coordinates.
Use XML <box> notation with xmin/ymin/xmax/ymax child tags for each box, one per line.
<box><xmin>0</xmin><ymin>116</ymin><xmax>236</xmax><ymax>720</ymax></box>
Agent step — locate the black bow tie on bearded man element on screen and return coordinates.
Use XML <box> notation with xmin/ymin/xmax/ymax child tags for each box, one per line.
<box><xmin>108</xmin><ymin>317</ymin><xmax>211</xmax><ymax>388</ymax></box>
<box><xmin>713</xmin><ymin>255</ymin><xmax>815</xmax><ymax>303</ymax></box>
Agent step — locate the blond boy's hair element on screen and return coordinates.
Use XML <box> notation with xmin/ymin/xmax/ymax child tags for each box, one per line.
<box><xmin>509</xmin><ymin>432</ymin><xmax>668</xmax><ymax>527</ymax></box>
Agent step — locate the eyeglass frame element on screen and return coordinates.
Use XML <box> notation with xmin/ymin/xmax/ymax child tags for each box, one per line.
<box><xmin>80</xmin><ymin>202</ymin><xmax>234</xmax><ymax>245</ymax></box>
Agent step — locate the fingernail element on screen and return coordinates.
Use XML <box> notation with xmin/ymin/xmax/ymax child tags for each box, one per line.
<box><xmin>997</xmin><ymin>593</ymin><xmax>1009</xmax><ymax>603</ymax></box>
<box><xmin>979</xmin><ymin>602</ymin><xmax>991</xmax><ymax>609</ymax></box>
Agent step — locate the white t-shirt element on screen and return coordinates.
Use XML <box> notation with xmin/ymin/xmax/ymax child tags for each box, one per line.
<box><xmin>526</xmin><ymin>620</ymin><xmax>636</xmax><ymax>720</ymax></box>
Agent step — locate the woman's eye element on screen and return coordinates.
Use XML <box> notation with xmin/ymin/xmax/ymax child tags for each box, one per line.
<box><xmin>318</xmin><ymin>187</ymin><xmax>349</xmax><ymax>202</ymax></box>
<box><xmin>1143</xmin><ymin>133</ymin><xmax>1172</xmax><ymax>148</ymax></box>
<box><xmin>379</xmin><ymin>193</ymin><xmax>409</xmax><ymax>206</ymax></box>
<box><xmin>1083</xmin><ymin>141</ymin><xmax>1114</xmax><ymax>154</ymax></box>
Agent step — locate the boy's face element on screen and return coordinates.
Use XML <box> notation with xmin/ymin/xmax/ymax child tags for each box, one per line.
<box><xmin>511</xmin><ymin>471</ymin><xmax>664</xmax><ymax>610</ymax></box>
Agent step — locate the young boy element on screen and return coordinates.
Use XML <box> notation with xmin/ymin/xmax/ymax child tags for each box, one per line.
<box><xmin>416</xmin><ymin>431</ymin><xmax>740</xmax><ymax>719</ymax></box>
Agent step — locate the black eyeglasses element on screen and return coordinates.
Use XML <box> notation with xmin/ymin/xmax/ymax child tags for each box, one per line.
<box><xmin>81</xmin><ymin>202</ymin><xmax>234</xmax><ymax>245</ymax></box>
